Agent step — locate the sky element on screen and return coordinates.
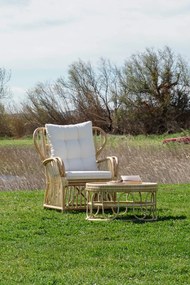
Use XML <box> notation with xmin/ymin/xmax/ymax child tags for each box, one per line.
<box><xmin>1</xmin><ymin>0</ymin><xmax>190</xmax><ymax>104</ymax></box>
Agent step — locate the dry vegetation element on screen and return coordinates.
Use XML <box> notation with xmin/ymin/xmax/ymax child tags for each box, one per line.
<box><xmin>0</xmin><ymin>146</ymin><xmax>43</xmax><ymax>191</ymax></box>
<box><xmin>0</xmin><ymin>136</ymin><xmax>190</xmax><ymax>191</ymax></box>
<box><xmin>111</xmin><ymin>142</ymin><xmax>190</xmax><ymax>184</ymax></box>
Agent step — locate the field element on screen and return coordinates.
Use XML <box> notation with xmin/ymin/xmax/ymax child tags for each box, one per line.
<box><xmin>0</xmin><ymin>133</ymin><xmax>190</xmax><ymax>191</ymax></box>
<box><xmin>0</xmin><ymin>134</ymin><xmax>190</xmax><ymax>284</ymax></box>
<box><xmin>0</xmin><ymin>185</ymin><xmax>190</xmax><ymax>284</ymax></box>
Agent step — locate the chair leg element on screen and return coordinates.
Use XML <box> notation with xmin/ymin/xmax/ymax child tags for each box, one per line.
<box><xmin>64</xmin><ymin>186</ymin><xmax>86</xmax><ymax>210</ymax></box>
<box><xmin>43</xmin><ymin>176</ymin><xmax>67</xmax><ymax>211</ymax></box>
<box><xmin>43</xmin><ymin>177</ymin><xmax>87</xmax><ymax>211</ymax></box>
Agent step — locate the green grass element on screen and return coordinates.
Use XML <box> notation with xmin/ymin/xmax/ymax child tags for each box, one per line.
<box><xmin>107</xmin><ymin>131</ymin><xmax>190</xmax><ymax>148</ymax></box>
<box><xmin>1</xmin><ymin>130</ymin><xmax>190</xmax><ymax>148</ymax></box>
<box><xmin>1</xmin><ymin>185</ymin><xmax>190</xmax><ymax>285</ymax></box>
<box><xmin>0</xmin><ymin>136</ymin><xmax>33</xmax><ymax>147</ymax></box>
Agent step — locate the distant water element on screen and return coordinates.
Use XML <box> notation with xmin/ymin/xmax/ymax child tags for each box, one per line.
<box><xmin>0</xmin><ymin>174</ymin><xmax>27</xmax><ymax>190</ymax></box>
<box><xmin>0</xmin><ymin>175</ymin><xmax>23</xmax><ymax>181</ymax></box>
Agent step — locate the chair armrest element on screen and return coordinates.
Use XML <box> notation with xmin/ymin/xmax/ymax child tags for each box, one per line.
<box><xmin>43</xmin><ymin>157</ymin><xmax>66</xmax><ymax>177</ymax></box>
<box><xmin>97</xmin><ymin>156</ymin><xmax>119</xmax><ymax>179</ymax></box>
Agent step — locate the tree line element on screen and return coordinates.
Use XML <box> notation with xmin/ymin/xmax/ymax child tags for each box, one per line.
<box><xmin>1</xmin><ymin>46</ymin><xmax>190</xmax><ymax>137</ymax></box>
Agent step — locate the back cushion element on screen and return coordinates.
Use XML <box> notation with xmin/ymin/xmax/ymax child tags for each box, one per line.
<box><xmin>45</xmin><ymin>121</ymin><xmax>98</xmax><ymax>171</ymax></box>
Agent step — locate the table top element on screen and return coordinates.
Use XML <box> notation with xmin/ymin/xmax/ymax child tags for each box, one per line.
<box><xmin>86</xmin><ymin>181</ymin><xmax>158</xmax><ymax>192</ymax></box>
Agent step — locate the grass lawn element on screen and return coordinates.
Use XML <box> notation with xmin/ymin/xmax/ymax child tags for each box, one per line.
<box><xmin>0</xmin><ymin>184</ymin><xmax>190</xmax><ymax>285</ymax></box>
<box><xmin>0</xmin><ymin>130</ymin><xmax>188</xmax><ymax>147</ymax></box>
<box><xmin>0</xmin><ymin>137</ymin><xmax>33</xmax><ymax>147</ymax></box>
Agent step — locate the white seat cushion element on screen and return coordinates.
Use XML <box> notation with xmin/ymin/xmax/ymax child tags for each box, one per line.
<box><xmin>66</xmin><ymin>170</ymin><xmax>112</xmax><ymax>180</ymax></box>
<box><xmin>45</xmin><ymin>121</ymin><xmax>98</xmax><ymax>171</ymax></box>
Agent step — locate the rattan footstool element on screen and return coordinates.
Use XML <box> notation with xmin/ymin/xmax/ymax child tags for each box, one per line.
<box><xmin>85</xmin><ymin>182</ymin><xmax>158</xmax><ymax>221</ymax></box>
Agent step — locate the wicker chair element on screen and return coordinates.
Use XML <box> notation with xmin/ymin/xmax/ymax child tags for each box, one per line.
<box><xmin>33</xmin><ymin>121</ymin><xmax>119</xmax><ymax>211</ymax></box>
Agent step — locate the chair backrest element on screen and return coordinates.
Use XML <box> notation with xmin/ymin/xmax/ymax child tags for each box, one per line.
<box><xmin>33</xmin><ymin>121</ymin><xmax>107</xmax><ymax>170</ymax></box>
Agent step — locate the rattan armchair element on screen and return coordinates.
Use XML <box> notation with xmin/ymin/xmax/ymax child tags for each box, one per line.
<box><xmin>33</xmin><ymin>121</ymin><xmax>119</xmax><ymax>211</ymax></box>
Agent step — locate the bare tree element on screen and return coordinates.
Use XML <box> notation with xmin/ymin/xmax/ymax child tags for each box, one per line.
<box><xmin>0</xmin><ymin>68</ymin><xmax>11</xmax><ymax>99</ymax></box>
<box><xmin>0</xmin><ymin>68</ymin><xmax>12</xmax><ymax>136</ymax></box>
<box><xmin>121</xmin><ymin>46</ymin><xmax>190</xmax><ymax>133</ymax></box>
<box><xmin>57</xmin><ymin>59</ymin><xmax>122</xmax><ymax>132</ymax></box>
<box><xmin>22</xmin><ymin>81</ymin><xmax>75</xmax><ymax>130</ymax></box>
<box><xmin>22</xmin><ymin>47</ymin><xmax>190</xmax><ymax>136</ymax></box>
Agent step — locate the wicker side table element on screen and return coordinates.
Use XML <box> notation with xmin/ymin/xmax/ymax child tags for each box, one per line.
<box><xmin>86</xmin><ymin>182</ymin><xmax>158</xmax><ymax>221</ymax></box>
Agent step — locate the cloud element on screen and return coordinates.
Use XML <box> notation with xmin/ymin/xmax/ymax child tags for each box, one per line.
<box><xmin>0</xmin><ymin>0</ymin><xmax>190</xmax><ymax>103</ymax></box>
<box><xmin>141</xmin><ymin>0</ymin><xmax>190</xmax><ymax>17</ymax></box>
<box><xmin>1</xmin><ymin>0</ymin><xmax>189</xmax><ymax>63</ymax></box>
<box><xmin>0</xmin><ymin>0</ymin><xmax>29</xmax><ymax>6</ymax></box>
<box><xmin>10</xmin><ymin>86</ymin><xmax>27</xmax><ymax>100</ymax></box>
